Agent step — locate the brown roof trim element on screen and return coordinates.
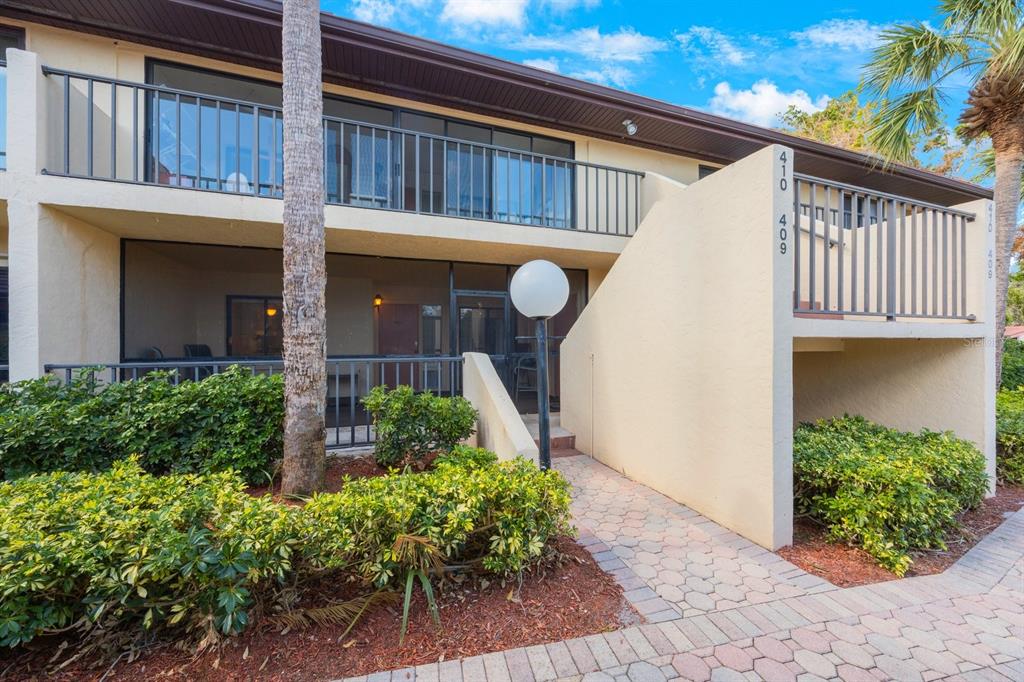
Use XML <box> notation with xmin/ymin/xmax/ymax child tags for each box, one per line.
<box><xmin>1</xmin><ymin>0</ymin><xmax>991</xmax><ymax>203</ymax></box>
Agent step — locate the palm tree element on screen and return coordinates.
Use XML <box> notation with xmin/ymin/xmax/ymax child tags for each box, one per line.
<box><xmin>280</xmin><ymin>0</ymin><xmax>326</xmax><ymax>496</ymax></box>
<box><xmin>863</xmin><ymin>0</ymin><xmax>1024</xmax><ymax>384</ymax></box>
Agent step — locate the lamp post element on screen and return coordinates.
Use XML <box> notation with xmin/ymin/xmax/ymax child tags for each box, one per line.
<box><xmin>509</xmin><ymin>260</ymin><xmax>569</xmax><ymax>470</ymax></box>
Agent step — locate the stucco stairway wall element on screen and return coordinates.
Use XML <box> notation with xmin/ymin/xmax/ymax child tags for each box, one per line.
<box><xmin>560</xmin><ymin>145</ymin><xmax>795</xmax><ymax>550</ymax></box>
<box><xmin>793</xmin><ymin>337</ymin><xmax>997</xmax><ymax>493</ymax></box>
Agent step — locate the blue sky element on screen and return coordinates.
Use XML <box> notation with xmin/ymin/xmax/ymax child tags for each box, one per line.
<box><xmin>321</xmin><ymin>0</ymin><xmax>964</xmax><ymax>129</ymax></box>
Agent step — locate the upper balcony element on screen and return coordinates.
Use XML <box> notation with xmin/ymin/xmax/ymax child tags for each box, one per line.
<box><xmin>791</xmin><ymin>174</ymin><xmax>987</xmax><ymax>334</ymax></box>
<box><xmin>35</xmin><ymin>66</ymin><xmax>644</xmax><ymax>238</ymax></box>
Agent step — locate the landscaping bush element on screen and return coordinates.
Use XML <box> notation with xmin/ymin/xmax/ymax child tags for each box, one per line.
<box><xmin>362</xmin><ymin>385</ymin><xmax>477</xmax><ymax>467</ymax></box>
<box><xmin>1002</xmin><ymin>338</ymin><xmax>1024</xmax><ymax>390</ymax></box>
<box><xmin>301</xmin><ymin>450</ymin><xmax>572</xmax><ymax>583</ymax></box>
<box><xmin>0</xmin><ymin>366</ymin><xmax>283</xmax><ymax>483</ymax></box>
<box><xmin>793</xmin><ymin>415</ymin><xmax>988</xmax><ymax>575</ymax></box>
<box><xmin>996</xmin><ymin>388</ymin><xmax>1024</xmax><ymax>484</ymax></box>
<box><xmin>0</xmin><ymin>449</ymin><xmax>571</xmax><ymax>650</ymax></box>
<box><xmin>0</xmin><ymin>458</ymin><xmax>297</xmax><ymax>648</ymax></box>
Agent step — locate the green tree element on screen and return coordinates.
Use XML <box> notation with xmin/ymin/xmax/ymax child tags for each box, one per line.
<box><xmin>1007</xmin><ymin>271</ymin><xmax>1024</xmax><ymax>324</ymax></box>
<box><xmin>862</xmin><ymin>0</ymin><xmax>1024</xmax><ymax>385</ymax></box>
<box><xmin>780</xmin><ymin>91</ymin><xmax>970</xmax><ymax>175</ymax></box>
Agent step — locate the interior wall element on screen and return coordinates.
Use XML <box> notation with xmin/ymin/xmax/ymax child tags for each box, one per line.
<box><xmin>793</xmin><ymin>337</ymin><xmax>997</xmax><ymax>489</ymax></box>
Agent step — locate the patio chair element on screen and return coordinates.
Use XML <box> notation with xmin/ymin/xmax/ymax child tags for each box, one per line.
<box><xmin>514</xmin><ymin>356</ymin><xmax>537</xmax><ymax>404</ymax></box>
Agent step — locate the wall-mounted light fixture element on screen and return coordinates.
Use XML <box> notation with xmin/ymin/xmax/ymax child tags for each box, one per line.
<box><xmin>373</xmin><ymin>293</ymin><xmax>383</xmax><ymax>307</ymax></box>
<box><xmin>622</xmin><ymin>119</ymin><xmax>638</xmax><ymax>136</ymax></box>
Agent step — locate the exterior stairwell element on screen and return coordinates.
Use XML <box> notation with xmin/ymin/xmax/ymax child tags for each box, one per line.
<box><xmin>522</xmin><ymin>413</ymin><xmax>577</xmax><ymax>451</ymax></box>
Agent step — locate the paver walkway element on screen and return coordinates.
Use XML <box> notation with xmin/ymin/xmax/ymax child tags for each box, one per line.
<box><xmin>340</xmin><ymin>455</ymin><xmax>1024</xmax><ymax>682</ymax></box>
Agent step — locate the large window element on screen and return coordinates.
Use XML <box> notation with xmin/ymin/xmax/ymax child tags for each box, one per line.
<box><xmin>144</xmin><ymin>60</ymin><xmax>575</xmax><ymax>225</ymax></box>
<box><xmin>227</xmin><ymin>296</ymin><xmax>283</xmax><ymax>356</ymax></box>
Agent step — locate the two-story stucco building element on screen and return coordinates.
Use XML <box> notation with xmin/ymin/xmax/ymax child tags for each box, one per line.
<box><xmin>0</xmin><ymin>0</ymin><xmax>997</xmax><ymax>552</ymax></box>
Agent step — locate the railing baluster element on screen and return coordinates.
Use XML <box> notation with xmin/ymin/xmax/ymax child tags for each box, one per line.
<box><xmin>793</xmin><ymin>179</ymin><xmax>802</xmax><ymax>310</ymax></box>
<box><xmin>63</xmin><ymin>74</ymin><xmax>70</xmax><ymax>175</ymax></box>
<box><xmin>961</xmin><ymin>215</ymin><xmax>968</xmax><ymax>317</ymax></box>
<box><xmin>824</xmin><ymin>186</ymin><xmax>832</xmax><ymax>310</ymax></box>
<box><xmin>87</xmin><ymin>79</ymin><xmax>95</xmax><ymax>177</ymax></box>
<box><xmin>932</xmin><ymin>208</ymin><xmax>939</xmax><ymax>316</ymax></box>
<box><xmin>911</xmin><ymin>207</ymin><xmax>918</xmax><ymax>316</ymax></box>
<box><xmin>110</xmin><ymin>83</ymin><xmax>117</xmax><ymax>180</ymax></box>
<box><xmin>809</xmin><ymin>181</ymin><xmax>817</xmax><ymax>310</ymax></box>
<box><xmin>942</xmin><ymin>211</ymin><xmax>949</xmax><ymax>317</ymax></box>
<box><xmin>837</xmin><ymin>190</ymin><xmax>845</xmax><ymax>312</ymax></box>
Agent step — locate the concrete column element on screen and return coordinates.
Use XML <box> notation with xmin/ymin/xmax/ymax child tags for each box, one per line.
<box><xmin>6</xmin><ymin>48</ymin><xmax>120</xmax><ymax>379</ymax></box>
<box><xmin>5</xmin><ymin>49</ymin><xmax>47</xmax><ymax>175</ymax></box>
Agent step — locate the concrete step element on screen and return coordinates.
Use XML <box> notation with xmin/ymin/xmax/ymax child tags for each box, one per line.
<box><xmin>522</xmin><ymin>412</ymin><xmax>576</xmax><ymax>449</ymax></box>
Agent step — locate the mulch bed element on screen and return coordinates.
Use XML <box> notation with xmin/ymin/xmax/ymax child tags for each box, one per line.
<box><xmin>778</xmin><ymin>483</ymin><xmax>1024</xmax><ymax>587</ymax></box>
<box><xmin>247</xmin><ymin>453</ymin><xmax>441</xmax><ymax>499</ymax></box>
<box><xmin>1</xmin><ymin>537</ymin><xmax>631</xmax><ymax>682</ymax></box>
<box><xmin>2</xmin><ymin>455</ymin><xmax>635</xmax><ymax>681</ymax></box>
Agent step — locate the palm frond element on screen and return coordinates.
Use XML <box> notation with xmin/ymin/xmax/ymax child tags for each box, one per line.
<box><xmin>269</xmin><ymin>591</ymin><xmax>399</xmax><ymax>632</ymax></box>
<box><xmin>940</xmin><ymin>0</ymin><xmax>1020</xmax><ymax>34</ymax></box>
<box><xmin>868</xmin><ymin>88</ymin><xmax>946</xmax><ymax>164</ymax></box>
<box><xmin>988</xmin><ymin>25</ymin><xmax>1024</xmax><ymax>80</ymax></box>
<box><xmin>392</xmin><ymin>534</ymin><xmax>445</xmax><ymax>575</ymax></box>
<box><xmin>863</xmin><ymin>23</ymin><xmax>971</xmax><ymax>94</ymax></box>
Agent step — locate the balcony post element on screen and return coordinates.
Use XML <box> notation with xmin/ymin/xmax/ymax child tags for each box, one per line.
<box><xmin>5</xmin><ymin>49</ymin><xmax>47</xmax><ymax>174</ymax></box>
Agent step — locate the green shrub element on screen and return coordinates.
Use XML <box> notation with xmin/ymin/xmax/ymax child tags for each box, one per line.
<box><xmin>793</xmin><ymin>416</ymin><xmax>988</xmax><ymax>575</ymax></box>
<box><xmin>302</xmin><ymin>454</ymin><xmax>572</xmax><ymax>583</ymax></box>
<box><xmin>996</xmin><ymin>388</ymin><xmax>1024</xmax><ymax>484</ymax></box>
<box><xmin>0</xmin><ymin>366</ymin><xmax>283</xmax><ymax>483</ymax></box>
<box><xmin>362</xmin><ymin>385</ymin><xmax>477</xmax><ymax>467</ymax></box>
<box><xmin>1002</xmin><ymin>338</ymin><xmax>1024</xmax><ymax>390</ymax></box>
<box><xmin>0</xmin><ymin>458</ymin><xmax>296</xmax><ymax>648</ymax></box>
<box><xmin>0</xmin><ymin>451</ymin><xmax>571</xmax><ymax>649</ymax></box>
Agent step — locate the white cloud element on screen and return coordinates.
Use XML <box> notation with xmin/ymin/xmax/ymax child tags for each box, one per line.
<box><xmin>791</xmin><ymin>19</ymin><xmax>885</xmax><ymax>51</ymax></box>
<box><xmin>708</xmin><ymin>79</ymin><xmax>829</xmax><ymax>127</ymax></box>
<box><xmin>542</xmin><ymin>0</ymin><xmax>600</xmax><ymax>11</ymax></box>
<box><xmin>349</xmin><ymin>0</ymin><xmax>430</xmax><ymax>25</ymax></box>
<box><xmin>515</xmin><ymin>26</ymin><xmax>665</xmax><ymax>87</ymax></box>
<box><xmin>523</xmin><ymin>57</ymin><xmax>560</xmax><ymax>72</ymax></box>
<box><xmin>441</xmin><ymin>0</ymin><xmax>529</xmax><ymax>27</ymax></box>
<box><xmin>519</xmin><ymin>26</ymin><xmax>666</xmax><ymax>63</ymax></box>
<box><xmin>567</xmin><ymin>64</ymin><xmax>633</xmax><ymax>87</ymax></box>
<box><xmin>676</xmin><ymin>26</ymin><xmax>751</xmax><ymax>66</ymax></box>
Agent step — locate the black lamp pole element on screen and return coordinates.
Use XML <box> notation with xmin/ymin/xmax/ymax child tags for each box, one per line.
<box><xmin>535</xmin><ymin>316</ymin><xmax>551</xmax><ymax>470</ymax></box>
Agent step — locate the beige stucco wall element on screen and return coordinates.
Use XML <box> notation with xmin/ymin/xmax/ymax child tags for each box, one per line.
<box><xmin>793</xmin><ymin>337</ymin><xmax>997</xmax><ymax>490</ymax></box>
<box><xmin>462</xmin><ymin>352</ymin><xmax>539</xmax><ymax>465</ymax></box>
<box><xmin>560</xmin><ymin>145</ymin><xmax>795</xmax><ymax>550</ymax></box>
<box><xmin>7</xmin><ymin>202</ymin><xmax>119</xmax><ymax>379</ymax></box>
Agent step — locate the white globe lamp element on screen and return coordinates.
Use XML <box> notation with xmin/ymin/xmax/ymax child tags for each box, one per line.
<box><xmin>510</xmin><ymin>260</ymin><xmax>569</xmax><ymax>470</ymax></box>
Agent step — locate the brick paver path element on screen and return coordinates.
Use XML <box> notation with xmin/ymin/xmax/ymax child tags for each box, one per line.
<box><xmin>339</xmin><ymin>455</ymin><xmax>1024</xmax><ymax>682</ymax></box>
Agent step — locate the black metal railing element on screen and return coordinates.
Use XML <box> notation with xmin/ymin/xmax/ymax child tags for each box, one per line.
<box><xmin>794</xmin><ymin>174</ymin><xmax>976</xmax><ymax>321</ymax></box>
<box><xmin>41</xmin><ymin>67</ymin><xmax>644</xmax><ymax>235</ymax></box>
<box><xmin>43</xmin><ymin>355</ymin><xmax>464</xmax><ymax>450</ymax></box>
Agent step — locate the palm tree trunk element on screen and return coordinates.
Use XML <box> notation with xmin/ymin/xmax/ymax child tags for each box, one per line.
<box><xmin>280</xmin><ymin>0</ymin><xmax>325</xmax><ymax>496</ymax></box>
<box><xmin>993</xmin><ymin>146</ymin><xmax>1024</xmax><ymax>390</ymax></box>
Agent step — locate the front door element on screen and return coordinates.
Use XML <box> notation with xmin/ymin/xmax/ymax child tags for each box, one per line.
<box><xmin>452</xmin><ymin>290</ymin><xmax>511</xmax><ymax>384</ymax></box>
<box><xmin>378</xmin><ymin>303</ymin><xmax>420</xmax><ymax>387</ymax></box>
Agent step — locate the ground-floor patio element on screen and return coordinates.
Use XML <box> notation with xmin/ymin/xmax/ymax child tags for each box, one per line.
<box><xmin>340</xmin><ymin>454</ymin><xmax>1024</xmax><ymax>682</ymax></box>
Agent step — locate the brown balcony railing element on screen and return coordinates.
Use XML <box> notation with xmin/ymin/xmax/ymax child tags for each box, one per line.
<box><xmin>41</xmin><ymin>67</ymin><xmax>644</xmax><ymax>235</ymax></box>
<box><xmin>43</xmin><ymin>355</ymin><xmax>464</xmax><ymax>451</ymax></box>
<box><xmin>793</xmin><ymin>174</ymin><xmax>977</xmax><ymax>321</ymax></box>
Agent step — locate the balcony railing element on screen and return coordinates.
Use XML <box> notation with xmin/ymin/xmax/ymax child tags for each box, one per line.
<box><xmin>793</xmin><ymin>174</ymin><xmax>976</xmax><ymax>321</ymax></box>
<box><xmin>43</xmin><ymin>355</ymin><xmax>464</xmax><ymax>450</ymax></box>
<box><xmin>41</xmin><ymin>67</ymin><xmax>644</xmax><ymax>235</ymax></box>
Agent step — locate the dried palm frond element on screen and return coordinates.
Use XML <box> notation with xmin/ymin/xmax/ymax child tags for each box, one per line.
<box><xmin>269</xmin><ymin>590</ymin><xmax>399</xmax><ymax>635</ymax></box>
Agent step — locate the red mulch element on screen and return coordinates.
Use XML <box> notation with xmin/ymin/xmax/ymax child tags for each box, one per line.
<box><xmin>247</xmin><ymin>453</ymin><xmax>441</xmax><ymax>499</ymax></box>
<box><xmin>778</xmin><ymin>483</ymin><xmax>1024</xmax><ymax>587</ymax></box>
<box><xmin>1</xmin><ymin>537</ymin><xmax>631</xmax><ymax>682</ymax></box>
